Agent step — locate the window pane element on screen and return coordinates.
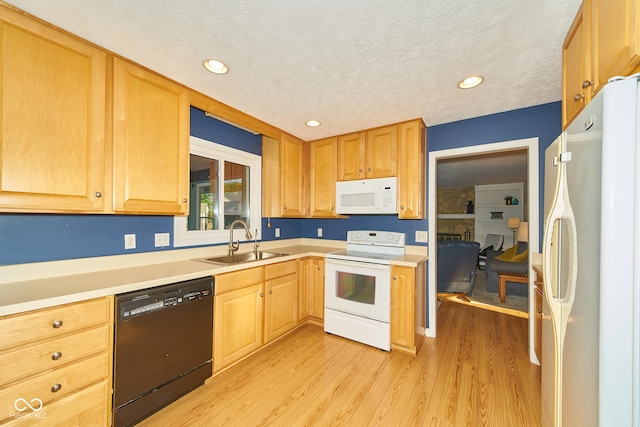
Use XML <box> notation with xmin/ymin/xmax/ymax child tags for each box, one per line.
<box><xmin>224</xmin><ymin>161</ymin><xmax>250</xmax><ymax>229</ymax></box>
<box><xmin>188</xmin><ymin>154</ymin><xmax>219</xmax><ymax>231</ymax></box>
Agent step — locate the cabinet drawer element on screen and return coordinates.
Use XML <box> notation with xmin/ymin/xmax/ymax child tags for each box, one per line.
<box><xmin>215</xmin><ymin>267</ymin><xmax>263</xmax><ymax>295</ymax></box>
<box><xmin>0</xmin><ymin>352</ymin><xmax>109</xmax><ymax>421</ymax></box>
<box><xmin>264</xmin><ymin>260</ymin><xmax>297</xmax><ymax>280</ymax></box>
<box><xmin>0</xmin><ymin>297</ymin><xmax>112</xmax><ymax>351</ymax></box>
<box><xmin>0</xmin><ymin>325</ymin><xmax>110</xmax><ymax>385</ymax></box>
<box><xmin>4</xmin><ymin>380</ymin><xmax>110</xmax><ymax>426</ymax></box>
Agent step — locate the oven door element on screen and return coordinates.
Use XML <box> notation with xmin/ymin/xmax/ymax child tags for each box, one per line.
<box><xmin>324</xmin><ymin>258</ymin><xmax>390</xmax><ymax>322</ymax></box>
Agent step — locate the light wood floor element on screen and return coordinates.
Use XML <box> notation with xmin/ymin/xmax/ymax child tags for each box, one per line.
<box><xmin>139</xmin><ymin>300</ymin><xmax>541</xmax><ymax>426</ymax></box>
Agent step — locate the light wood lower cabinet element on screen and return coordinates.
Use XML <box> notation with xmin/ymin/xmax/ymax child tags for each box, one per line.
<box><xmin>264</xmin><ymin>261</ymin><xmax>298</xmax><ymax>343</ymax></box>
<box><xmin>534</xmin><ymin>273</ymin><xmax>544</xmax><ymax>363</ymax></box>
<box><xmin>299</xmin><ymin>257</ymin><xmax>324</xmax><ymax>321</ymax></box>
<box><xmin>390</xmin><ymin>263</ymin><xmax>426</xmax><ymax>355</ymax></box>
<box><xmin>213</xmin><ymin>261</ymin><xmax>298</xmax><ymax>372</ymax></box>
<box><xmin>0</xmin><ymin>297</ymin><xmax>113</xmax><ymax>425</ymax></box>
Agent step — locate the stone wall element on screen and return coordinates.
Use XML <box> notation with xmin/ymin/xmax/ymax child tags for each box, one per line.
<box><xmin>437</xmin><ymin>187</ymin><xmax>476</xmax><ymax>241</ymax></box>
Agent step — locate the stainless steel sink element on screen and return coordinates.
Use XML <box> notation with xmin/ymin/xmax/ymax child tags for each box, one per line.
<box><xmin>199</xmin><ymin>251</ymin><xmax>286</xmax><ymax>266</ymax></box>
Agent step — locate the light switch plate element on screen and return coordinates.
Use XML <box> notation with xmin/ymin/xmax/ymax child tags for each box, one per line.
<box><xmin>124</xmin><ymin>234</ymin><xmax>136</xmax><ymax>249</ymax></box>
<box><xmin>415</xmin><ymin>230</ymin><xmax>428</xmax><ymax>243</ymax></box>
<box><xmin>154</xmin><ymin>233</ymin><xmax>170</xmax><ymax>247</ymax></box>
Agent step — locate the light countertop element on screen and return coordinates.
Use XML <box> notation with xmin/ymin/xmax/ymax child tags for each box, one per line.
<box><xmin>0</xmin><ymin>239</ymin><xmax>427</xmax><ymax>316</ymax></box>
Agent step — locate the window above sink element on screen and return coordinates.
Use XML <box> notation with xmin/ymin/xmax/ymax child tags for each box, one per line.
<box><xmin>174</xmin><ymin>136</ymin><xmax>262</xmax><ymax>247</ymax></box>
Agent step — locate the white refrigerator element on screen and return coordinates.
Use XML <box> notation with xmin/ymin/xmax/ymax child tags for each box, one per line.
<box><xmin>542</xmin><ymin>75</ymin><xmax>640</xmax><ymax>426</ymax></box>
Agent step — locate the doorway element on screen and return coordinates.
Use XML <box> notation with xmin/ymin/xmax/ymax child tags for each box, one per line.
<box><xmin>427</xmin><ymin>137</ymin><xmax>540</xmax><ymax>363</ymax></box>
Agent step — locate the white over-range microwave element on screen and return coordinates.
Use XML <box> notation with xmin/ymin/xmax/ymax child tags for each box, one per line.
<box><xmin>335</xmin><ymin>177</ymin><xmax>397</xmax><ymax>214</ymax></box>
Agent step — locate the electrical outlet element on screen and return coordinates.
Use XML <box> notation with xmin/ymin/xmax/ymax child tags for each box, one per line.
<box><xmin>154</xmin><ymin>233</ymin><xmax>170</xmax><ymax>247</ymax></box>
<box><xmin>317</xmin><ymin>228</ymin><xmax>323</xmax><ymax>237</ymax></box>
<box><xmin>275</xmin><ymin>228</ymin><xmax>280</xmax><ymax>238</ymax></box>
<box><xmin>124</xmin><ymin>233</ymin><xmax>136</xmax><ymax>249</ymax></box>
<box><xmin>415</xmin><ymin>230</ymin><xmax>428</xmax><ymax>243</ymax></box>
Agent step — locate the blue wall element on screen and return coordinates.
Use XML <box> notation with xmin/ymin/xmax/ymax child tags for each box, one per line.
<box><xmin>0</xmin><ymin>103</ymin><xmax>561</xmax><ymax>265</ymax></box>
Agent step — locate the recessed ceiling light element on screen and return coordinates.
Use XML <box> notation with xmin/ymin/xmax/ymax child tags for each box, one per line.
<box><xmin>458</xmin><ymin>75</ymin><xmax>484</xmax><ymax>89</ymax></box>
<box><xmin>203</xmin><ymin>59</ymin><xmax>229</xmax><ymax>75</ymax></box>
<box><xmin>306</xmin><ymin>120</ymin><xmax>321</xmax><ymax>127</ymax></box>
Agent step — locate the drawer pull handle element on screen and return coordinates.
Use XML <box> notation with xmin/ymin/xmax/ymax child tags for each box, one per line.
<box><xmin>52</xmin><ymin>320</ymin><xmax>63</xmax><ymax>329</ymax></box>
<box><xmin>51</xmin><ymin>351</ymin><xmax>62</xmax><ymax>361</ymax></box>
<box><xmin>51</xmin><ymin>383</ymin><xmax>62</xmax><ymax>393</ymax></box>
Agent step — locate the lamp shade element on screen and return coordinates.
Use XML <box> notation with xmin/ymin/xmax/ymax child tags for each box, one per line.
<box><xmin>507</xmin><ymin>217</ymin><xmax>521</xmax><ymax>230</ymax></box>
<box><xmin>517</xmin><ymin>221</ymin><xmax>529</xmax><ymax>242</ymax></box>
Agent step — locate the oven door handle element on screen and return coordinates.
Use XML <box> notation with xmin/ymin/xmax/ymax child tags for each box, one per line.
<box><xmin>325</xmin><ymin>258</ymin><xmax>391</xmax><ymax>270</ymax></box>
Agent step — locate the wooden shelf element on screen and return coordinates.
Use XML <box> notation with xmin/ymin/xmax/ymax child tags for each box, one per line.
<box><xmin>437</xmin><ymin>214</ymin><xmax>475</xmax><ymax>219</ymax></box>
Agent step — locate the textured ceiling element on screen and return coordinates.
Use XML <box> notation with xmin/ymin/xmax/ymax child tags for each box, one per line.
<box><xmin>7</xmin><ymin>0</ymin><xmax>580</xmax><ymax>142</ymax></box>
<box><xmin>437</xmin><ymin>150</ymin><xmax>528</xmax><ymax>188</ymax></box>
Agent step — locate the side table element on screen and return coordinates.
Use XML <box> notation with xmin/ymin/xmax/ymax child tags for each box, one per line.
<box><xmin>498</xmin><ymin>272</ymin><xmax>528</xmax><ymax>303</ymax></box>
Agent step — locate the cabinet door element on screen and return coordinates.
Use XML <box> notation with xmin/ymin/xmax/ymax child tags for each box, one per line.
<box><xmin>299</xmin><ymin>257</ymin><xmax>325</xmax><ymax>321</ymax></box>
<box><xmin>113</xmin><ymin>58</ymin><xmax>189</xmax><ymax>214</ymax></box>
<box><xmin>365</xmin><ymin>125</ymin><xmax>397</xmax><ymax>178</ymax></box>
<box><xmin>264</xmin><ymin>273</ymin><xmax>298</xmax><ymax>343</ymax></box>
<box><xmin>390</xmin><ymin>265</ymin><xmax>415</xmax><ymax>351</ymax></box>
<box><xmin>309</xmin><ymin>137</ymin><xmax>338</xmax><ymax>217</ymax></box>
<box><xmin>535</xmin><ymin>286</ymin><xmax>543</xmax><ymax>363</ymax></box>
<box><xmin>280</xmin><ymin>132</ymin><xmax>305</xmax><ymax>216</ymax></box>
<box><xmin>213</xmin><ymin>284</ymin><xmax>264</xmax><ymax>372</ymax></box>
<box><xmin>309</xmin><ymin>258</ymin><xmax>325</xmax><ymax>319</ymax></box>
<box><xmin>0</xmin><ymin>8</ymin><xmax>107</xmax><ymax>212</ymax></box>
<box><xmin>397</xmin><ymin>120</ymin><xmax>426</xmax><ymax>219</ymax></box>
<box><xmin>337</xmin><ymin>132</ymin><xmax>365</xmax><ymax>180</ymax></box>
<box><xmin>562</xmin><ymin>4</ymin><xmax>590</xmax><ymax>128</ymax></box>
<box><xmin>592</xmin><ymin>0</ymin><xmax>640</xmax><ymax>93</ymax></box>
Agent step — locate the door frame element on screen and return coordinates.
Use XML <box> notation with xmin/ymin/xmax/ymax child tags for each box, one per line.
<box><xmin>427</xmin><ymin>137</ymin><xmax>540</xmax><ymax>363</ymax></box>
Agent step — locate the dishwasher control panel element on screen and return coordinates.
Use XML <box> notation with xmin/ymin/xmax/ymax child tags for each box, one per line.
<box><xmin>117</xmin><ymin>277</ymin><xmax>213</xmax><ymax>320</ymax></box>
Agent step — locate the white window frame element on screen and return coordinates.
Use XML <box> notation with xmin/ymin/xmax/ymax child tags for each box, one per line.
<box><xmin>174</xmin><ymin>136</ymin><xmax>262</xmax><ymax>247</ymax></box>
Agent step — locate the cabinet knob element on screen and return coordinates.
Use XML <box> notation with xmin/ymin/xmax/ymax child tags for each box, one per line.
<box><xmin>269</xmin><ymin>290</ymin><xmax>273</xmax><ymax>294</ymax></box>
<box><xmin>331</xmin><ymin>207</ymin><xmax>334</xmax><ymax>211</ymax></box>
<box><xmin>283</xmin><ymin>206</ymin><xmax>287</xmax><ymax>210</ymax></box>
<box><xmin>393</xmin><ymin>275</ymin><xmax>398</xmax><ymax>280</ymax></box>
<box><xmin>51</xmin><ymin>351</ymin><xmax>62</xmax><ymax>361</ymax></box>
<box><xmin>367</xmin><ymin>168</ymin><xmax>372</xmax><ymax>172</ymax></box>
<box><xmin>51</xmin><ymin>383</ymin><xmax>62</xmax><ymax>393</ymax></box>
<box><xmin>94</xmin><ymin>191</ymin><xmax>102</xmax><ymax>198</ymax></box>
<box><xmin>52</xmin><ymin>320</ymin><xmax>63</xmax><ymax>329</ymax></box>
<box><xmin>573</xmin><ymin>93</ymin><xmax>585</xmax><ymax>102</ymax></box>
<box><xmin>581</xmin><ymin>80</ymin><xmax>594</xmax><ymax>89</ymax></box>
<box><xmin>182</xmin><ymin>198</ymin><xmax>187</xmax><ymax>203</ymax></box>
<box><xmin>538</xmin><ymin>309</ymin><xmax>543</xmax><ymax>314</ymax></box>
<box><xmin>400</xmin><ymin>206</ymin><xmax>405</xmax><ymax>210</ymax></box>
<box><xmin>317</xmin><ymin>266</ymin><xmax>321</xmax><ymax>271</ymax></box>
<box><xmin>358</xmin><ymin>168</ymin><xmax>363</xmax><ymax>172</ymax></box>
<box><xmin>259</xmin><ymin>292</ymin><xmax>264</xmax><ymax>298</ymax></box>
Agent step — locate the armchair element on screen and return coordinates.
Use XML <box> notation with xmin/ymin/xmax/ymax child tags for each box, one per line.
<box><xmin>484</xmin><ymin>242</ymin><xmax>528</xmax><ymax>296</ymax></box>
<box><xmin>437</xmin><ymin>240</ymin><xmax>480</xmax><ymax>301</ymax></box>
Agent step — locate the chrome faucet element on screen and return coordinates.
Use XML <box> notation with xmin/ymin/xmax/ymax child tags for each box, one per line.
<box><xmin>228</xmin><ymin>219</ymin><xmax>252</xmax><ymax>256</ymax></box>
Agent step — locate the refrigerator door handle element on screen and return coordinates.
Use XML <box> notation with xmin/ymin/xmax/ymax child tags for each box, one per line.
<box><xmin>542</xmin><ymin>135</ymin><xmax>579</xmax><ymax>427</ymax></box>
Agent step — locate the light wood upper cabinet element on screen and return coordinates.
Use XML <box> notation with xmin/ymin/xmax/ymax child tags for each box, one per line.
<box><xmin>309</xmin><ymin>137</ymin><xmax>340</xmax><ymax>217</ymax></box>
<box><xmin>337</xmin><ymin>127</ymin><xmax>396</xmax><ymax>181</ymax></box>
<box><xmin>262</xmin><ymin>133</ymin><xmax>306</xmax><ymax>217</ymax></box>
<box><xmin>337</xmin><ymin>132</ymin><xmax>366</xmax><ymax>181</ymax></box>
<box><xmin>365</xmin><ymin>125</ymin><xmax>397</xmax><ymax>178</ymax></box>
<box><xmin>562</xmin><ymin>0</ymin><xmax>640</xmax><ymax>128</ymax></box>
<box><xmin>112</xmin><ymin>58</ymin><xmax>189</xmax><ymax>214</ymax></box>
<box><xmin>397</xmin><ymin>119</ymin><xmax>426</xmax><ymax>219</ymax></box>
<box><xmin>592</xmin><ymin>0</ymin><xmax>640</xmax><ymax>93</ymax></box>
<box><xmin>0</xmin><ymin>7</ymin><xmax>108</xmax><ymax>213</ymax></box>
<box><xmin>563</xmin><ymin>3</ymin><xmax>591</xmax><ymax>128</ymax></box>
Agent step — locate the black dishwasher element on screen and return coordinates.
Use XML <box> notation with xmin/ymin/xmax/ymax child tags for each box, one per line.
<box><xmin>113</xmin><ymin>276</ymin><xmax>214</xmax><ymax>427</ymax></box>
